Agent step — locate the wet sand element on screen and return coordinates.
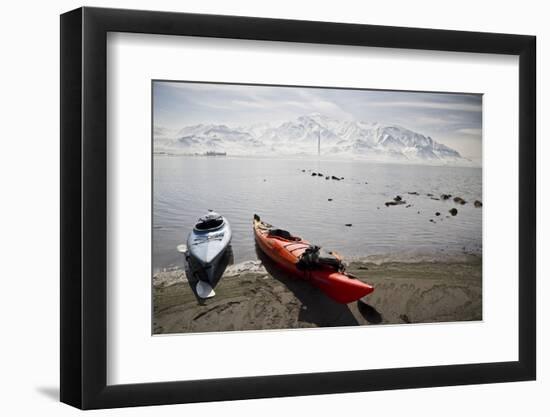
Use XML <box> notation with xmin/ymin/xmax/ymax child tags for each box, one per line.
<box><xmin>153</xmin><ymin>254</ymin><xmax>482</xmax><ymax>334</ymax></box>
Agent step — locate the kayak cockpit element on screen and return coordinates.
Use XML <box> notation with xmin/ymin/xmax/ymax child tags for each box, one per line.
<box><xmin>194</xmin><ymin>212</ymin><xmax>225</xmax><ymax>232</ymax></box>
<box><xmin>267</xmin><ymin>228</ymin><xmax>301</xmax><ymax>241</ymax></box>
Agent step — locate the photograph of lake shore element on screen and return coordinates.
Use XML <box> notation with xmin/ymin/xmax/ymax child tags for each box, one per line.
<box><xmin>152</xmin><ymin>81</ymin><xmax>482</xmax><ymax>334</ymax></box>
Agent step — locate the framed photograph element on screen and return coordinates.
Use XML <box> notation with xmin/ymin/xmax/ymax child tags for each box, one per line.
<box><xmin>60</xmin><ymin>7</ymin><xmax>536</xmax><ymax>409</ymax></box>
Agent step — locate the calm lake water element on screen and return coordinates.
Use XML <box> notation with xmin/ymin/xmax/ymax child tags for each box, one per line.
<box><xmin>153</xmin><ymin>156</ymin><xmax>482</xmax><ymax>272</ymax></box>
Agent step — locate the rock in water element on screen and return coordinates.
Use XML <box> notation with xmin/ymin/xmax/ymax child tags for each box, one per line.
<box><xmin>394</xmin><ymin>195</ymin><xmax>403</xmax><ymax>202</ymax></box>
<box><xmin>345</xmin><ymin>223</ymin><xmax>353</xmax><ymax>227</ymax></box>
<box><xmin>474</xmin><ymin>200</ymin><xmax>483</xmax><ymax>207</ymax></box>
<box><xmin>385</xmin><ymin>200</ymin><xmax>406</xmax><ymax>207</ymax></box>
<box><xmin>311</xmin><ymin>172</ymin><xmax>317</xmax><ymax>176</ymax></box>
<box><xmin>435</xmin><ymin>212</ymin><xmax>441</xmax><ymax>216</ymax></box>
<box><xmin>453</xmin><ymin>196</ymin><xmax>467</xmax><ymax>205</ymax></box>
<box><xmin>449</xmin><ymin>208</ymin><xmax>458</xmax><ymax>216</ymax></box>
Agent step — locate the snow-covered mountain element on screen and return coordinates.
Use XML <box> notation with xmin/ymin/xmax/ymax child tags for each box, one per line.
<box><xmin>154</xmin><ymin>113</ymin><xmax>466</xmax><ymax>164</ymax></box>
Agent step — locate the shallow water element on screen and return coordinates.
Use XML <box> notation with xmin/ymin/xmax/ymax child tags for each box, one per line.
<box><xmin>153</xmin><ymin>156</ymin><xmax>482</xmax><ymax>272</ymax></box>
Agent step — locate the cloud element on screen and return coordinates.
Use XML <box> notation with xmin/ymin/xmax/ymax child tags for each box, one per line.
<box><xmin>363</xmin><ymin>100</ymin><xmax>482</xmax><ymax>113</ymax></box>
<box><xmin>456</xmin><ymin>128</ymin><xmax>482</xmax><ymax>136</ymax></box>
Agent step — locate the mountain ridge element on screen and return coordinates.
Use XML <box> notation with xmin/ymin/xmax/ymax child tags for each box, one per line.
<box><xmin>154</xmin><ymin>113</ymin><xmax>470</xmax><ymax>165</ymax></box>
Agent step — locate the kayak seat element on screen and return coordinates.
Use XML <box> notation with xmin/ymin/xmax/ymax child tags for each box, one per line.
<box><xmin>195</xmin><ymin>217</ymin><xmax>224</xmax><ymax>231</ymax></box>
<box><xmin>268</xmin><ymin>228</ymin><xmax>300</xmax><ymax>241</ymax></box>
<box><xmin>296</xmin><ymin>245</ymin><xmax>344</xmax><ymax>271</ymax></box>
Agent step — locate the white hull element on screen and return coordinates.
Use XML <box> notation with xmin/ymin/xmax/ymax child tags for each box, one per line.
<box><xmin>186</xmin><ymin>215</ymin><xmax>232</xmax><ymax>284</ymax></box>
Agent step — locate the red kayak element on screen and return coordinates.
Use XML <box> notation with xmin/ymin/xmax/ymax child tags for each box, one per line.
<box><xmin>253</xmin><ymin>215</ymin><xmax>374</xmax><ymax>304</ymax></box>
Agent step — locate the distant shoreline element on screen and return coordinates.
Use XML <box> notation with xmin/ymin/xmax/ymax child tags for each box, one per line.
<box><xmin>153</xmin><ymin>152</ymin><xmax>481</xmax><ymax>168</ymax></box>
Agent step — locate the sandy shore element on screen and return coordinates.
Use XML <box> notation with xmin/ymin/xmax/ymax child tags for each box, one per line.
<box><xmin>153</xmin><ymin>253</ymin><xmax>481</xmax><ymax>334</ymax></box>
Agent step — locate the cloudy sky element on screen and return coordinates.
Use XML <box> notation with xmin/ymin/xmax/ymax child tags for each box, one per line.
<box><xmin>153</xmin><ymin>81</ymin><xmax>482</xmax><ymax>160</ymax></box>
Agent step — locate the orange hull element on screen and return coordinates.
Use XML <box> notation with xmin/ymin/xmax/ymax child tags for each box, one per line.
<box><xmin>253</xmin><ymin>216</ymin><xmax>374</xmax><ymax>304</ymax></box>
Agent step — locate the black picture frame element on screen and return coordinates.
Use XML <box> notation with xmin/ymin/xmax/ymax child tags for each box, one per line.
<box><xmin>60</xmin><ymin>6</ymin><xmax>536</xmax><ymax>410</ymax></box>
